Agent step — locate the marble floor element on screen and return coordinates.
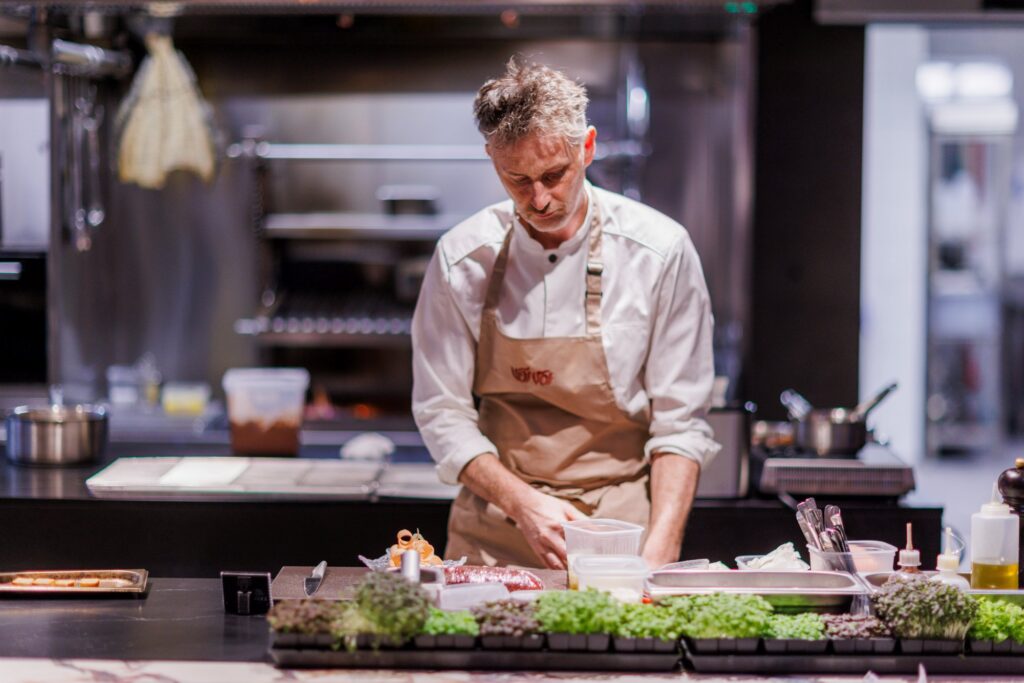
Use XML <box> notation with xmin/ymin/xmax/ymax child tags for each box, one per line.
<box><xmin>0</xmin><ymin>658</ymin><xmax>1008</xmax><ymax>683</ymax></box>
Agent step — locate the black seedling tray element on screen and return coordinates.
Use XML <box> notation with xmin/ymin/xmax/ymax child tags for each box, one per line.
<box><xmin>830</xmin><ymin>638</ymin><xmax>896</xmax><ymax>654</ymax></box>
<box><xmin>271</xmin><ymin>646</ymin><xmax>680</xmax><ymax>671</ymax></box>
<box><xmin>612</xmin><ymin>636</ymin><xmax>678</xmax><ymax>653</ymax></box>
<box><xmin>968</xmin><ymin>639</ymin><xmax>1020</xmax><ymax>654</ymax></box>
<box><xmin>478</xmin><ymin>634</ymin><xmax>544</xmax><ymax>650</ymax></box>
<box><xmin>413</xmin><ymin>634</ymin><xmax>476</xmax><ymax>650</ymax></box>
<box><xmin>684</xmin><ymin>653</ymin><xmax>1024</xmax><ymax>675</ymax></box>
<box><xmin>546</xmin><ymin>633</ymin><xmax>610</xmax><ymax>651</ymax></box>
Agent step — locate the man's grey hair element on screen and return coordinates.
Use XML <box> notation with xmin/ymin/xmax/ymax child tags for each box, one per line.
<box><xmin>474</xmin><ymin>57</ymin><xmax>589</xmax><ymax>147</ymax></box>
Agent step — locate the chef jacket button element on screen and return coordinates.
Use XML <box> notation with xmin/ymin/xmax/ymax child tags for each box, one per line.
<box><xmin>548</xmin><ymin>254</ymin><xmax>557</xmax><ymax>263</ymax></box>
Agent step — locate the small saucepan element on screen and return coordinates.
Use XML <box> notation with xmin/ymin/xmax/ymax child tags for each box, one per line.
<box><xmin>4</xmin><ymin>404</ymin><xmax>109</xmax><ymax>466</ymax></box>
<box><xmin>780</xmin><ymin>383</ymin><xmax>898</xmax><ymax>456</ymax></box>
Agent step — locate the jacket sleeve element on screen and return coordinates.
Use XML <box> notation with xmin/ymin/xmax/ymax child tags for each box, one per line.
<box><xmin>411</xmin><ymin>248</ymin><xmax>498</xmax><ymax>485</ymax></box>
<box><xmin>642</xmin><ymin>233</ymin><xmax>721</xmax><ymax>468</ymax></box>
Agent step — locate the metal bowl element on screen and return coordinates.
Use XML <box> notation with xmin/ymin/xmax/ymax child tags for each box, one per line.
<box><xmin>5</xmin><ymin>404</ymin><xmax>108</xmax><ymax>466</ymax></box>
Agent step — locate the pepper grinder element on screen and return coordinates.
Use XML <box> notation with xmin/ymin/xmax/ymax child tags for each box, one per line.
<box><xmin>997</xmin><ymin>458</ymin><xmax>1024</xmax><ymax>586</ymax></box>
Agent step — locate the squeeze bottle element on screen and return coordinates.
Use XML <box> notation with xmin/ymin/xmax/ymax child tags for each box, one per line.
<box><xmin>970</xmin><ymin>484</ymin><xmax>1019</xmax><ymax>590</ymax></box>
<box><xmin>895</xmin><ymin>522</ymin><xmax>921</xmax><ymax>580</ymax></box>
<box><xmin>931</xmin><ymin>527</ymin><xmax>970</xmax><ymax>590</ymax></box>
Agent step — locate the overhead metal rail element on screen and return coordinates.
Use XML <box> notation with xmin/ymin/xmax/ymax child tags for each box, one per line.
<box><xmin>0</xmin><ymin>38</ymin><xmax>131</xmax><ymax>77</ymax></box>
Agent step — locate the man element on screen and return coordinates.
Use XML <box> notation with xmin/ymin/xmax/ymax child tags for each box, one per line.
<box><xmin>411</xmin><ymin>58</ymin><xmax>719</xmax><ymax>570</ymax></box>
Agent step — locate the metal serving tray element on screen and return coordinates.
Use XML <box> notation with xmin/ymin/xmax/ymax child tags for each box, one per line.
<box><xmin>0</xmin><ymin>569</ymin><xmax>148</xmax><ymax>595</ymax></box>
<box><xmin>860</xmin><ymin>571</ymin><xmax>1024</xmax><ymax>606</ymax></box>
<box><xmin>645</xmin><ymin>570</ymin><xmax>866</xmax><ymax>612</ymax></box>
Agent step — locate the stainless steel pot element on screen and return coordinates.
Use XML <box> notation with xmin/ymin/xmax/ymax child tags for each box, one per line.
<box><xmin>794</xmin><ymin>408</ymin><xmax>868</xmax><ymax>456</ymax></box>
<box><xmin>780</xmin><ymin>383</ymin><xmax>898</xmax><ymax>457</ymax></box>
<box><xmin>5</xmin><ymin>404</ymin><xmax>108</xmax><ymax>466</ymax></box>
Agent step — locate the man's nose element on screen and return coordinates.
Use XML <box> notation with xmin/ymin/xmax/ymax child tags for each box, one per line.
<box><xmin>530</xmin><ymin>182</ymin><xmax>551</xmax><ymax>211</ymax></box>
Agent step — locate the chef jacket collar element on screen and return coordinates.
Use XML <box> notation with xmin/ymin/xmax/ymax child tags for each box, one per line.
<box><xmin>512</xmin><ymin>183</ymin><xmax>594</xmax><ymax>258</ymax></box>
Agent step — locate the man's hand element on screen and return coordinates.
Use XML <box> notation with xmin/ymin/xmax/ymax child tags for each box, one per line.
<box><xmin>510</xmin><ymin>488</ymin><xmax>585</xmax><ymax>569</ymax></box>
<box><xmin>458</xmin><ymin>453</ymin><xmax>584</xmax><ymax>569</ymax></box>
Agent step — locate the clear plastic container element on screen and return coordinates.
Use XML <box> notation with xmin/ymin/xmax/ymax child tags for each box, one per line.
<box><xmin>807</xmin><ymin>540</ymin><xmax>897</xmax><ymax>573</ymax></box>
<box><xmin>222</xmin><ymin>368</ymin><xmax>309</xmax><ymax>456</ymax></box>
<box><xmin>562</xmin><ymin>518</ymin><xmax>644</xmax><ymax>589</ymax></box>
<box><xmin>572</xmin><ymin>554</ymin><xmax>649</xmax><ymax>603</ymax></box>
<box><xmin>436</xmin><ymin>582</ymin><xmax>510</xmax><ymax>611</ymax></box>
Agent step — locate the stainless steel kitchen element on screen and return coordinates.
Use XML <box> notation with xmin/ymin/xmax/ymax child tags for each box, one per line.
<box><xmin>1</xmin><ymin>0</ymin><xmax>1024</xmax><ymax>681</ymax></box>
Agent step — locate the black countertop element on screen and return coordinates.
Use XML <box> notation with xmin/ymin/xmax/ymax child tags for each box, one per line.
<box><xmin>0</xmin><ymin>578</ymin><xmax>270</xmax><ymax>662</ymax></box>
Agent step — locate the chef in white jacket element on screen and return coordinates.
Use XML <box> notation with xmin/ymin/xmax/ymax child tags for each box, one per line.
<box><xmin>412</xmin><ymin>58</ymin><xmax>719</xmax><ymax>570</ymax></box>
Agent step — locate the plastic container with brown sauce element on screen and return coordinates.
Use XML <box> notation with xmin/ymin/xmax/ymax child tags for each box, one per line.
<box><xmin>222</xmin><ymin>368</ymin><xmax>309</xmax><ymax>456</ymax></box>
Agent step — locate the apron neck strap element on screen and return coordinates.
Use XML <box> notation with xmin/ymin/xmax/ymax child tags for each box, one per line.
<box><xmin>484</xmin><ymin>190</ymin><xmax>604</xmax><ymax>334</ymax></box>
<box><xmin>583</xmin><ymin>195</ymin><xmax>603</xmax><ymax>335</ymax></box>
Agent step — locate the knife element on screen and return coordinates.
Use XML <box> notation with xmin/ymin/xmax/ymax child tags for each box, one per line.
<box><xmin>304</xmin><ymin>560</ymin><xmax>327</xmax><ymax>597</ymax></box>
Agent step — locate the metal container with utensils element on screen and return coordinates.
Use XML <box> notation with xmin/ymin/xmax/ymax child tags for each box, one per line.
<box><xmin>5</xmin><ymin>404</ymin><xmax>108</xmax><ymax>466</ymax></box>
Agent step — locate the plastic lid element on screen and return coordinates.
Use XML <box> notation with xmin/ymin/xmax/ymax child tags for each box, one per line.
<box><xmin>936</xmin><ymin>553</ymin><xmax>960</xmax><ymax>572</ymax></box>
<box><xmin>223</xmin><ymin>367</ymin><xmax>310</xmax><ymax>391</ymax></box>
<box><xmin>563</xmin><ymin>519</ymin><xmax>644</xmax><ymax>534</ymax></box>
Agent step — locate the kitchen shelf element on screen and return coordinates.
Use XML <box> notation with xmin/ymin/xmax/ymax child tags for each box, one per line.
<box><xmin>235</xmin><ymin>317</ymin><xmax>411</xmax><ymax>347</ymax></box>
<box><xmin>228</xmin><ymin>142</ymin><xmax>490</xmax><ymax>162</ymax></box>
<box><xmin>229</xmin><ymin>140</ymin><xmax>645</xmax><ymax>164</ymax></box>
<box><xmin>264</xmin><ymin>212</ymin><xmax>466</xmax><ymax>241</ymax></box>
<box><xmin>235</xmin><ymin>290</ymin><xmax>414</xmax><ymax>348</ymax></box>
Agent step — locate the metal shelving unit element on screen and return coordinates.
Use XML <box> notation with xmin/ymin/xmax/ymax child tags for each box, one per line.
<box><xmin>925</xmin><ymin>132</ymin><xmax>1013</xmax><ymax>455</ymax></box>
<box><xmin>263</xmin><ymin>212</ymin><xmax>467</xmax><ymax>241</ymax></box>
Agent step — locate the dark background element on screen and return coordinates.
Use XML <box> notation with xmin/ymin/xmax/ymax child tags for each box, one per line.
<box><xmin>748</xmin><ymin>0</ymin><xmax>865</xmax><ymax>418</ymax></box>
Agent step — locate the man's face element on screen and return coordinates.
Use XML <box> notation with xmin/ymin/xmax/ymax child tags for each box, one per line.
<box><xmin>487</xmin><ymin>127</ymin><xmax>596</xmax><ymax>235</ymax></box>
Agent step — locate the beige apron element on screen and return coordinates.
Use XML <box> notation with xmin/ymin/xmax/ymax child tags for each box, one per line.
<box><xmin>445</xmin><ymin>194</ymin><xmax>651</xmax><ymax>567</ymax></box>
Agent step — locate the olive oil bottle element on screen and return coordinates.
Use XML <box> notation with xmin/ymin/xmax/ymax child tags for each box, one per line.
<box><xmin>971</xmin><ymin>561</ymin><xmax>1019</xmax><ymax>590</ymax></box>
<box><xmin>970</xmin><ymin>484</ymin><xmax>1019</xmax><ymax>590</ymax></box>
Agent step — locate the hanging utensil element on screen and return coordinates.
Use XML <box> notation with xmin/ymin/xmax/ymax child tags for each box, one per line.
<box><xmin>83</xmin><ymin>97</ymin><xmax>105</xmax><ymax>229</ymax></box>
<box><xmin>66</xmin><ymin>77</ymin><xmax>91</xmax><ymax>251</ymax></box>
<box><xmin>780</xmin><ymin>389</ymin><xmax>813</xmax><ymax>421</ymax></box>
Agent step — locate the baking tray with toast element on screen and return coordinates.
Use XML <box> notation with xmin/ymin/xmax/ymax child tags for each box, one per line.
<box><xmin>0</xmin><ymin>569</ymin><xmax>148</xmax><ymax>595</ymax></box>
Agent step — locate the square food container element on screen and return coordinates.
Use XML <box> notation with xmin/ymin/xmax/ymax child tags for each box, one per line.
<box><xmin>562</xmin><ymin>518</ymin><xmax>644</xmax><ymax>589</ymax></box>
<box><xmin>807</xmin><ymin>540</ymin><xmax>897</xmax><ymax>573</ymax></box>
<box><xmin>572</xmin><ymin>554</ymin><xmax>650</xmax><ymax>603</ymax></box>
<box><xmin>222</xmin><ymin>368</ymin><xmax>309</xmax><ymax>456</ymax></box>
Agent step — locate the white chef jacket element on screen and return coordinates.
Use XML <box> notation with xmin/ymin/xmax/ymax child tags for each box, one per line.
<box><xmin>412</xmin><ymin>183</ymin><xmax>720</xmax><ymax>486</ymax></box>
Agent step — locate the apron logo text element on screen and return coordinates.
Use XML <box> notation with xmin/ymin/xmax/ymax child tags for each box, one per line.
<box><xmin>510</xmin><ymin>366</ymin><xmax>554</xmax><ymax>386</ymax></box>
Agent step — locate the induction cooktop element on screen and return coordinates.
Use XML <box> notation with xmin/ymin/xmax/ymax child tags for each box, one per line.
<box><xmin>754</xmin><ymin>443</ymin><xmax>916</xmax><ymax>497</ymax></box>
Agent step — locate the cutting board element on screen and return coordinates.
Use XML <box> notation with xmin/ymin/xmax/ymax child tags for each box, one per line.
<box><xmin>86</xmin><ymin>457</ymin><xmax>381</xmax><ymax>499</ymax></box>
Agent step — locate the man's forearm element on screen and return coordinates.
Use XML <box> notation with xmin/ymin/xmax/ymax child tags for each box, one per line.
<box><xmin>457</xmin><ymin>453</ymin><xmax>537</xmax><ymax>519</ymax></box>
<box><xmin>642</xmin><ymin>453</ymin><xmax>700</xmax><ymax>568</ymax></box>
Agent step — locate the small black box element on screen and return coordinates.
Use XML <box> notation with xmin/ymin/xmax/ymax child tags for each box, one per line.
<box><xmin>221</xmin><ymin>571</ymin><xmax>272</xmax><ymax>615</ymax></box>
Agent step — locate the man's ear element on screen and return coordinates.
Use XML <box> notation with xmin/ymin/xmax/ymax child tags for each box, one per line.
<box><xmin>583</xmin><ymin>126</ymin><xmax>597</xmax><ymax>167</ymax></box>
